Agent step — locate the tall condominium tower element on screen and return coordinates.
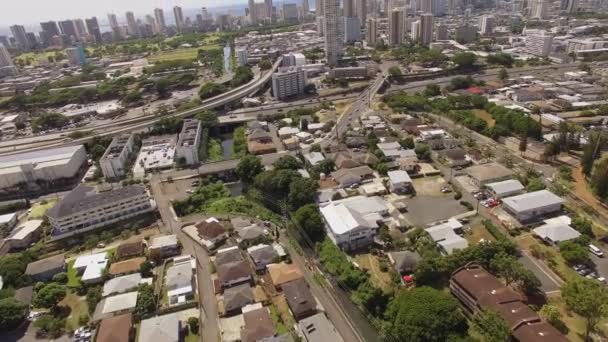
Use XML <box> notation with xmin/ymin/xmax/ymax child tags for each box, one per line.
<box><xmin>303</xmin><ymin>0</ymin><xmax>310</xmax><ymax>15</ymax></box>
<box><xmin>40</xmin><ymin>21</ymin><xmax>60</xmax><ymax>46</ymax></box>
<box><xmin>0</xmin><ymin>43</ymin><xmax>13</xmax><ymax>67</ymax></box>
<box><xmin>10</xmin><ymin>25</ymin><xmax>30</xmax><ymax>51</ymax></box>
<box><xmin>324</xmin><ymin>0</ymin><xmax>343</xmax><ymax>66</ymax></box>
<box><xmin>73</xmin><ymin>19</ymin><xmax>87</xmax><ymax>40</ymax></box>
<box><xmin>249</xmin><ymin>0</ymin><xmax>258</xmax><ymax>24</ymax></box>
<box><xmin>388</xmin><ymin>8</ymin><xmax>405</xmax><ymax>45</ymax></box>
<box><xmin>126</xmin><ymin>12</ymin><xmax>139</xmax><ymax>37</ymax></box>
<box><xmin>173</xmin><ymin>6</ymin><xmax>185</xmax><ymax>32</ymax></box>
<box><xmin>420</xmin><ymin>13</ymin><xmax>434</xmax><ymax>46</ymax></box>
<box><xmin>358</xmin><ymin>0</ymin><xmax>368</xmax><ymax>24</ymax></box>
<box><xmin>317</xmin><ymin>0</ymin><xmax>325</xmax><ymax>15</ymax></box>
<box><xmin>85</xmin><ymin>17</ymin><xmax>102</xmax><ymax>43</ymax></box>
<box><xmin>366</xmin><ymin>17</ymin><xmax>378</xmax><ymax>46</ymax></box>
<box><xmin>154</xmin><ymin>8</ymin><xmax>167</xmax><ymax>33</ymax></box>
<box><xmin>107</xmin><ymin>13</ymin><xmax>122</xmax><ymax>39</ymax></box>
<box><xmin>59</xmin><ymin>20</ymin><xmax>78</xmax><ymax>40</ymax></box>
<box><xmin>265</xmin><ymin>0</ymin><xmax>274</xmax><ymax>20</ymax></box>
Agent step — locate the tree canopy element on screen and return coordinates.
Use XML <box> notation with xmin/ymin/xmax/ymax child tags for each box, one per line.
<box><xmin>236</xmin><ymin>155</ymin><xmax>264</xmax><ymax>183</ymax></box>
<box><xmin>472</xmin><ymin>310</ymin><xmax>511</xmax><ymax>342</ymax></box>
<box><xmin>562</xmin><ymin>277</ymin><xmax>608</xmax><ymax>341</ymax></box>
<box><xmin>293</xmin><ymin>204</ymin><xmax>325</xmax><ymax>242</ymax></box>
<box><xmin>452</xmin><ymin>52</ymin><xmax>477</xmax><ymax>70</ymax></box>
<box><xmin>0</xmin><ymin>297</ymin><xmax>28</xmax><ymax>331</ymax></box>
<box><xmin>33</xmin><ymin>283</ymin><xmax>66</xmax><ymax>310</ymax></box>
<box><xmin>199</xmin><ymin>82</ymin><xmax>227</xmax><ymax>100</ymax></box>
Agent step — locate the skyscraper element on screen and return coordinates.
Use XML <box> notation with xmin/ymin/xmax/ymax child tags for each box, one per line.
<box><xmin>85</xmin><ymin>17</ymin><xmax>102</xmax><ymax>43</ymax></box>
<box><xmin>59</xmin><ymin>20</ymin><xmax>78</xmax><ymax>40</ymax></box>
<box><xmin>479</xmin><ymin>15</ymin><xmax>495</xmax><ymax>35</ymax></box>
<box><xmin>126</xmin><ymin>12</ymin><xmax>139</xmax><ymax>37</ymax></box>
<box><xmin>174</xmin><ymin>6</ymin><xmax>185</xmax><ymax>32</ymax></box>
<box><xmin>388</xmin><ymin>8</ymin><xmax>405</xmax><ymax>45</ymax></box>
<box><xmin>561</xmin><ymin>0</ymin><xmax>578</xmax><ymax>13</ymax></box>
<box><xmin>344</xmin><ymin>0</ymin><xmax>356</xmax><ymax>17</ymax></box>
<box><xmin>420</xmin><ymin>13</ymin><xmax>434</xmax><ymax>46</ymax></box>
<box><xmin>40</xmin><ymin>21</ymin><xmax>60</xmax><ymax>47</ymax></box>
<box><xmin>324</xmin><ymin>0</ymin><xmax>343</xmax><ymax>66</ymax></box>
<box><xmin>0</xmin><ymin>44</ymin><xmax>13</xmax><ymax>67</ymax></box>
<box><xmin>265</xmin><ymin>0</ymin><xmax>274</xmax><ymax>20</ymax></box>
<box><xmin>317</xmin><ymin>0</ymin><xmax>325</xmax><ymax>16</ymax></box>
<box><xmin>303</xmin><ymin>0</ymin><xmax>310</xmax><ymax>15</ymax></box>
<box><xmin>107</xmin><ymin>13</ymin><xmax>122</xmax><ymax>39</ymax></box>
<box><xmin>10</xmin><ymin>25</ymin><xmax>31</xmax><ymax>51</ymax></box>
<box><xmin>74</xmin><ymin>19</ymin><xmax>87</xmax><ymax>40</ymax></box>
<box><xmin>529</xmin><ymin>0</ymin><xmax>548</xmax><ymax>19</ymax></box>
<box><xmin>357</xmin><ymin>0</ymin><xmax>368</xmax><ymax>24</ymax></box>
<box><xmin>154</xmin><ymin>8</ymin><xmax>167</xmax><ymax>33</ymax></box>
<box><xmin>249</xmin><ymin>0</ymin><xmax>258</xmax><ymax>24</ymax></box>
<box><xmin>366</xmin><ymin>17</ymin><xmax>378</xmax><ymax>46</ymax></box>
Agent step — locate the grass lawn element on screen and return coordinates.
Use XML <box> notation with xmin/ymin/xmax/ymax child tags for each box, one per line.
<box><xmin>60</xmin><ymin>291</ymin><xmax>88</xmax><ymax>331</ymax></box>
<box><xmin>515</xmin><ymin>234</ymin><xmax>578</xmax><ymax>282</ymax></box>
<box><xmin>465</xmin><ymin>219</ymin><xmax>496</xmax><ymax>245</ymax></box>
<box><xmin>472</xmin><ymin>109</ymin><xmax>496</xmax><ymax>127</ymax></box>
<box><xmin>353</xmin><ymin>254</ymin><xmax>395</xmax><ymax>292</ymax></box>
<box><xmin>149</xmin><ymin>46</ymin><xmax>220</xmax><ymax>63</ymax></box>
<box><xmin>66</xmin><ymin>260</ymin><xmax>81</xmax><ymax>287</ymax></box>
<box><xmin>185</xmin><ymin>332</ymin><xmax>199</xmax><ymax>342</ymax></box>
<box><xmin>269</xmin><ymin>304</ymin><xmax>289</xmax><ymax>335</ymax></box>
<box><xmin>29</xmin><ymin>200</ymin><xmax>57</xmax><ymax>220</ymax></box>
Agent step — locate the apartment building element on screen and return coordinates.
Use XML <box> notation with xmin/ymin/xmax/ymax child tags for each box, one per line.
<box><xmin>100</xmin><ymin>134</ymin><xmax>134</xmax><ymax>180</ymax></box>
<box><xmin>47</xmin><ymin>185</ymin><xmax>154</xmax><ymax>240</ymax></box>
<box><xmin>176</xmin><ymin>119</ymin><xmax>202</xmax><ymax>166</ymax></box>
<box><xmin>525</xmin><ymin>30</ymin><xmax>554</xmax><ymax>57</ymax></box>
<box><xmin>272</xmin><ymin>66</ymin><xmax>307</xmax><ymax>100</ymax></box>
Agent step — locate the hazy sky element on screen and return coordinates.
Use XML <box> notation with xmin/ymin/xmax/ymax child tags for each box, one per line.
<box><xmin>0</xmin><ymin>0</ymin><xmax>247</xmax><ymax>25</ymax></box>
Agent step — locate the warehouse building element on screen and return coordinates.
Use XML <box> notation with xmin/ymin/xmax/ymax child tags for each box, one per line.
<box><xmin>100</xmin><ymin>134</ymin><xmax>134</xmax><ymax>180</ymax></box>
<box><xmin>467</xmin><ymin>162</ymin><xmax>513</xmax><ymax>188</ymax></box>
<box><xmin>0</xmin><ymin>145</ymin><xmax>87</xmax><ymax>197</ymax></box>
<box><xmin>502</xmin><ymin>190</ymin><xmax>564</xmax><ymax>223</ymax></box>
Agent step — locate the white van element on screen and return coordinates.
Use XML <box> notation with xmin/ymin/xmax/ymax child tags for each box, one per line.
<box><xmin>589</xmin><ymin>244</ymin><xmax>604</xmax><ymax>257</ymax></box>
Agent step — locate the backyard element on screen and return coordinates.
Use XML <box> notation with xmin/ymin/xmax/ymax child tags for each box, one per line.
<box><xmin>353</xmin><ymin>253</ymin><xmax>396</xmax><ymax>292</ymax></box>
<box><xmin>59</xmin><ymin>291</ymin><xmax>89</xmax><ymax>331</ymax></box>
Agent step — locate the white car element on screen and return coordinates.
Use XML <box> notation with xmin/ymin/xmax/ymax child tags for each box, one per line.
<box><xmin>28</xmin><ymin>311</ymin><xmax>43</xmax><ymax>321</ymax></box>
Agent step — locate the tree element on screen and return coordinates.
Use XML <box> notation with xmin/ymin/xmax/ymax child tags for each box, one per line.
<box><xmin>135</xmin><ymin>283</ymin><xmax>156</xmax><ymax>319</ymax></box>
<box><xmin>155</xmin><ymin>78</ymin><xmax>171</xmax><ymax>98</ymax></box>
<box><xmin>310</xmin><ymin>143</ymin><xmax>321</xmax><ymax>152</ymax></box>
<box><xmin>0</xmin><ymin>298</ymin><xmax>27</xmax><ymax>331</ymax></box>
<box><xmin>188</xmin><ymin>317</ymin><xmax>200</xmax><ymax>334</ymax></box>
<box><xmin>526</xmin><ymin>177</ymin><xmax>545</xmax><ymax>192</ymax></box>
<box><xmin>317</xmin><ymin>159</ymin><xmax>335</xmax><ymax>174</ymax></box>
<box><xmin>490</xmin><ymin>253</ymin><xmax>541</xmax><ymax>293</ymax></box>
<box><xmin>293</xmin><ymin>204</ymin><xmax>325</xmax><ymax>242</ymax></box>
<box><xmin>258</xmin><ymin>58</ymin><xmax>272</xmax><ymax>70</ymax></box>
<box><xmin>86</xmin><ymin>286</ymin><xmax>102</xmax><ymax>315</ymax></box>
<box><xmin>52</xmin><ymin>272</ymin><xmax>68</xmax><ymax>283</ymax></box>
<box><xmin>388</xmin><ymin>66</ymin><xmax>403</xmax><ymax>78</ymax></box>
<box><xmin>562</xmin><ymin>277</ymin><xmax>608</xmax><ymax>341</ymax></box>
<box><xmin>273</xmin><ymin>155</ymin><xmax>301</xmax><ymax>170</ymax></box>
<box><xmin>34</xmin><ymin>315</ymin><xmax>65</xmax><ymax>338</ymax></box>
<box><xmin>383</xmin><ymin>287</ymin><xmax>468</xmax><ymax>342</ymax></box>
<box><xmin>375</xmin><ymin>162</ymin><xmax>389</xmax><ymax>176</ymax></box>
<box><xmin>591</xmin><ymin>155</ymin><xmax>608</xmax><ymax>200</ymax></box>
<box><xmin>195</xmin><ymin>110</ymin><xmax>218</xmax><ymax>129</ymax></box>
<box><xmin>399</xmin><ymin>136</ymin><xmax>415</xmax><ymax>149</ymax></box>
<box><xmin>288</xmin><ymin>177</ymin><xmax>318</xmax><ymax>210</ymax></box>
<box><xmin>31</xmin><ymin>113</ymin><xmax>69</xmax><ymax>133</ymax></box>
<box><xmin>452</xmin><ymin>52</ymin><xmax>477</xmax><ymax>70</ymax></box>
<box><xmin>559</xmin><ymin>241</ymin><xmax>591</xmax><ymax>265</ymax></box>
<box><xmin>199</xmin><ymin>82</ymin><xmax>226</xmax><ymax>100</ymax></box>
<box><xmin>231</xmin><ymin>66</ymin><xmax>254</xmax><ymax>88</ymax></box>
<box><xmin>498</xmin><ymin>68</ymin><xmax>509</xmax><ymax>81</ymax></box>
<box><xmin>414</xmin><ymin>144</ymin><xmax>432</xmax><ymax>161</ymax></box>
<box><xmin>582</xmin><ymin>132</ymin><xmax>604</xmax><ymax>176</ymax></box>
<box><xmin>472</xmin><ymin>310</ymin><xmax>510</xmax><ymax>342</ymax></box>
<box><xmin>236</xmin><ymin>155</ymin><xmax>264</xmax><ymax>183</ymax></box>
<box><xmin>33</xmin><ymin>283</ymin><xmax>66</xmax><ymax>310</ymax></box>
<box><xmin>140</xmin><ymin>260</ymin><xmax>154</xmax><ymax>277</ymax></box>
<box><xmin>571</xmin><ymin>215</ymin><xmax>594</xmax><ymax>237</ymax></box>
<box><xmin>423</xmin><ymin>84</ymin><xmax>441</xmax><ymax>97</ymax></box>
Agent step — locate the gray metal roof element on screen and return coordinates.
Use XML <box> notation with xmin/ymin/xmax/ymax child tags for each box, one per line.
<box><xmin>486</xmin><ymin>179</ymin><xmax>524</xmax><ymax>195</ymax></box>
<box><xmin>138</xmin><ymin>313</ymin><xmax>179</xmax><ymax>342</ymax></box>
<box><xmin>502</xmin><ymin>190</ymin><xmax>564</xmax><ymax>213</ymax></box>
<box><xmin>298</xmin><ymin>313</ymin><xmax>344</xmax><ymax>342</ymax></box>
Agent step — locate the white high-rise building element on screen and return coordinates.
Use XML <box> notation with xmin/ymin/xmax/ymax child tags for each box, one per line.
<box><xmin>411</xmin><ymin>20</ymin><xmax>421</xmax><ymax>41</ymax></box>
<box><xmin>324</xmin><ymin>0</ymin><xmax>343</xmax><ymax>66</ymax></box>
<box><xmin>100</xmin><ymin>134</ymin><xmax>134</xmax><ymax>179</ymax></box>
<box><xmin>154</xmin><ymin>8</ymin><xmax>167</xmax><ymax>33</ymax></box>
<box><xmin>176</xmin><ymin>119</ymin><xmax>202</xmax><ymax>166</ymax></box>
<box><xmin>420</xmin><ymin>13</ymin><xmax>434</xmax><ymax>46</ymax></box>
<box><xmin>173</xmin><ymin>6</ymin><xmax>185</xmax><ymax>32</ymax></box>
<box><xmin>272</xmin><ymin>66</ymin><xmax>307</xmax><ymax>99</ymax></box>
<box><xmin>126</xmin><ymin>12</ymin><xmax>139</xmax><ymax>37</ymax></box>
<box><xmin>237</xmin><ymin>48</ymin><xmax>249</xmax><ymax>66</ymax></box>
<box><xmin>480</xmin><ymin>15</ymin><xmax>495</xmax><ymax>35</ymax></box>
<box><xmin>0</xmin><ymin>44</ymin><xmax>13</xmax><ymax>67</ymax></box>
<box><xmin>366</xmin><ymin>17</ymin><xmax>378</xmax><ymax>46</ymax></box>
<box><xmin>529</xmin><ymin>0</ymin><xmax>548</xmax><ymax>19</ymax></box>
<box><xmin>525</xmin><ymin>30</ymin><xmax>553</xmax><ymax>57</ymax></box>
<box><xmin>316</xmin><ymin>16</ymin><xmax>326</xmax><ymax>36</ymax></box>
<box><xmin>389</xmin><ymin>8</ymin><xmax>406</xmax><ymax>45</ymax></box>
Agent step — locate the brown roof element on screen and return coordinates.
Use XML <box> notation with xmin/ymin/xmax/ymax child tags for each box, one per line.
<box><xmin>109</xmin><ymin>257</ymin><xmax>146</xmax><ymax>276</ymax></box>
<box><xmin>512</xmin><ymin>322</ymin><xmax>570</xmax><ymax>342</ymax></box>
<box><xmin>195</xmin><ymin>220</ymin><xmax>226</xmax><ymax>239</ymax></box>
<box><xmin>216</xmin><ymin>248</ymin><xmax>244</xmax><ymax>266</ymax></box>
<box><xmin>241</xmin><ymin>307</ymin><xmax>276</xmax><ymax>342</ymax></box>
<box><xmin>14</xmin><ymin>286</ymin><xmax>33</xmax><ymax>305</ymax></box>
<box><xmin>268</xmin><ymin>263</ymin><xmax>304</xmax><ymax>288</ymax></box>
<box><xmin>218</xmin><ymin>260</ymin><xmax>252</xmax><ymax>285</ymax></box>
<box><xmin>451</xmin><ymin>264</ymin><xmax>522</xmax><ymax>307</ymax></box>
<box><xmin>282</xmin><ymin>278</ymin><xmax>316</xmax><ymax>319</ymax></box>
<box><xmin>334</xmin><ymin>153</ymin><xmax>361</xmax><ymax>169</ymax></box>
<box><xmin>486</xmin><ymin>301</ymin><xmax>540</xmax><ymax>330</ymax></box>
<box><xmin>116</xmin><ymin>241</ymin><xmax>144</xmax><ymax>259</ymax></box>
<box><xmin>96</xmin><ymin>313</ymin><xmax>132</xmax><ymax>342</ymax></box>
<box><xmin>25</xmin><ymin>254</ymin><xmax>65</xmax><ymax>276</ymax></box>
<box><xmin>444</xmin><ymin>148</ymin><xmax>467</xmax><ymax>161</ymax></box>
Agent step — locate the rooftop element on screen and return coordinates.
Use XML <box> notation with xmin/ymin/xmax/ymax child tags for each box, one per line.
<box><xmin>267</xmin><ymin>262</ymin><xmax>303</xmax><ymax>287</ymax></box>
<box><xmin>502</xmin><ymin>190</ymin><xmax>564</xmax><ymax>213</ymax></box>
<box><xmin>103</xmin><ymin>273</ymin><xmax>145</xmax><ymax>297</ymax></box>
<box><xmin>102</xmin><ymin>291</ymin><xmax>138</xmax><ymax>314</ymax></box>
<box><xmin>47</xmin><ymin>185</ymin><xmax>147</xmax><ymax>219</ymax></box>
<box><xmin>0</xmin><ymin>145</ymin><xmax>84</xmax><ymax>171</ymax></box>
<box><xmin>282</xmin><ymin>278</ymin><xmax>316</xmax><ymax>318</ymax></box>
<box><xmin>177</xmin><ymin>119</ymin><xmax>201</xmax><ymax>147</ymax></box>
<box><xmin>74</xmin><ymin>252</ymin><xmax>108</xmax><ymax>282</ymax></box>
<box><xmin>109</xmin><ymin>257</ymin><xmax>146</xmax><ymax>276</ymax></box>
<box><xmin>298</xmin><ymin>313</ymin><xmax>344</xmax><ymax>342</ymax></box>
<box><xmin>25</xmin><ymin>254</ymin><xmax>65</xmax><ymax>276</ymax></box>
<box><xmin>241</xmin><ymin>307</ymin><xmax>276</xmax><ymax>342</ymax></box>
<box><xmin>138</xmin><ymin>313</ymin><xmax>180</xmax><ymax>342</ymax></box>
<box><xmin>97</xmin><ymin>313</ymin><xmax>132</xmax><ymax>342</ymax></box>
<box><xmin>467</xmin><ymin>162</ymin><xmax>513</xmax><ymax>182</ymax></box>
<box><xmin>486</xmin><ymin>179</ymin><xmax>524</xmax><ymax>195</ymax></box>
<box><xmin>150</xmin><ymin>235</ymin><xmax>178</xmax><ymax>249</ymax></box>
<box><xmin>6</xmin><ymin>219</ymin><xmax>43</xmax><ymax>241</ymax></box>
<box><xmin>100</xmin><ymin>134</ymin><xmax>132</xmax><ymax>161</ymax></box>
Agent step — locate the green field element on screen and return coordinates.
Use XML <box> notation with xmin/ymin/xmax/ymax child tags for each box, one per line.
<box><xmin>149</xmin><ymin>45</ymin><xmax>221</xmax><ymax>63</ymax></box>
<box><xmin>28</xmin><ymin>200</ymin><xmax>57</xmax><ymax>220</ymax></box>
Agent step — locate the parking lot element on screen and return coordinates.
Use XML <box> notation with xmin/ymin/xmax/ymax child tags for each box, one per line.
<box><xmin>412</xmin><ymin>176</ymin><xmax>451</xmax><ymax>196</ymax></box>
<box><xmin>404</xmin><ymin>195</ymin><xmax>469</xmax><ymax>226</ymax></box>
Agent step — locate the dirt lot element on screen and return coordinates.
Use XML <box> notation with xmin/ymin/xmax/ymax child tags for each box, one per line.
<box><xmin>464</xmin><ymin>217</ymin><xmax>496</xmax><ymax>245</ymax></box>
<box><xmin>412</xmin><ymin>176</ymin><xmax>449</xmax><ymax>196</ymax></box>
<box><xmin>404</xmin><ymin>196</ymin><xmax>468</xmax><ymax>226</ymax></box>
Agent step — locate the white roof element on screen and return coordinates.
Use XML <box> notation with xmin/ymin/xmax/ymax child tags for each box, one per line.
<box><xmin>150</xmin><ymin>234</ymin><xmax>178</xmax><ymax>249</ymax></box>
<box><xmin>102</xmin><ymin>273</ymin><xmax>144</xmax><ymax>297</ymax></box>
<box><xmin>7</xmin><ymin>219</ymin><xmax>43</xmax><ymax>240</ymax></box>
<box><xmin>438</xmin><ymin>237</ymin><xmax>469</xmax><ymax>254</ymax></box>
<box><xmin>74</xmin><ymin>252</ymin><xmax>108</xmax><ymax>282</ymax></box>
<box><xmin>74</xmin><ymin>252</ymin><xmax>108</xmax><ymax>269</ymax></box>
<box><xmin>278</xmin><ymin>126</ymin><xmax>300</xmax><ymax>135</ymax></box>
<box><xmin>139</xmin><ymin>313</ymin><xmax>179</xmax><ymax>342</ymax></box>
<box><xmin>502</xmin><ymin>190</ymin><xmax>564</xmax><ymax>213</ymax></box>
<box><xmin>102</xmin><ymin>291</ymin><xmax>138</xmax><ymax>314</ymax></box>
<box><xmin>532</xmin><ymin>215</ymin><xmax>581</xmax><ymax>243</ymax></box>
<box><xmin>322</xmin><ymin>196</ymin><xmax>388</xmax><ymax>216</ymax></box>
<box><xmin>304</xmin><ymin>152</ymin><xmax>325</xmax><ymax>165</ymax></box>
<box><xmin>320</xmin><ymin>204</ymin><xmax>375</xmax><ymax>235</ymax></box>
<box><xmin>0</xmin><ymin>213</ymin><xmax>15</xmax><ymax>224</ymax></box>
<box><xmin>425</xmin><ymin>218</ymin><xmax>463</xmax><ymax>241</ymax></box>
<box><xmin>0</xmin><ymin>145</ymin><xmax>84</xmax><ymax>173</ymax></box>
<box><xmin>485</xmin><ymin>179</ymin><xmax>524</xmax><ymax>195</ymax></box>
<box><xmin>388</xmin><ymin>170</ymin><xmax>412</xmax><ymax>184</ymax></box>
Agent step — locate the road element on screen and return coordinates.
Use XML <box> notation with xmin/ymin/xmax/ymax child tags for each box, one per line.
<box><xmin>149</xmin><ymin>175</ymin><xmax>220</xmax><ymax>342</ymax></box>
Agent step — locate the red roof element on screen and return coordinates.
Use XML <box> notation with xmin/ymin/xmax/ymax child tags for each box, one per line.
<box><xmin>467</xmin><ymin>87</ymin><xmax>484</xmax><ymax>94</ymax></box>
<box><xmin>403</xmin><ymin>275</ymin><xmax>413</xmax><ymax>283</ymax></box>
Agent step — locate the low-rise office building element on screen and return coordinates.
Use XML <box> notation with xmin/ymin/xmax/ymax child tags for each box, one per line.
<box><xmin>100</xmin><ymin>134</ymin><xmax>134</xmax><ymax>180</ymax></box>
<box><xmin>47</xmin><ymin>185</ymin><xmax>154</xmax><ymax>240</ymax></box>
<box><xmin>467</xmin><ymin>162</ymin><xmax>513</xmax><ymax>188</ymax></box>
<box><xmin>176</xmin><ymin>119</ymin><xmax>202</xmax><ymax>166</ymax></box>
<box><xmin>502</xmin><ymin>190</ymin><xmax>564</xmax><ymax>223</ymax></box>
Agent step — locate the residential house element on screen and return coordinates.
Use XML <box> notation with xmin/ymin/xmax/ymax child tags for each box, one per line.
<box><xmin>236</xmin><ymin>224</ymin><xmax>268</xmax><ymax>247</ymax></box>
<box><xmin>103</xmin><ymin>273</ymin><xmax>148</xmax><ymax>297</ymax></box>
<box><xmin>485</xmin><ymin>180</ymin><xmax>524</xmax><ymax>199</ymax></box>
<box><xmin>377</xmin><ymin>142</ymin><xmax>416</xmax><ymax>161</ymax></box>
<box><xmin>241</xmin><ymin>307</ymin><xmax>277</xmax><ymax>342</ymax></box>
<box><xmin>25</xmin><ymin>254</ymin><xmax>65</xmax><ymax>281</ymax></box>
<box><xmin>532</xmin><ymin>216</ymin><xmax>581</xmax><ymax>245</ymax></box>
<box><xmin>223</xmin><ymin>283</ymin><xmax>254</xmax><ymax>316</ymax></box>
<box><xmin>330</xmin><ymin>166</ymin><xmax>374</xmax><ymax>188</ymax></box>
<box><xmin>319</xmin><ymin>196</ymin><xmax>388</xmax><ymax>251</ymax></box>
<box><xmin>467</xmin><ymin>162</ymin><xmax>514</xmax><ymax>188</ymax></box>
<box><xmin>218</xmin><ymin>260</ymin><xmax>253</xmax><ymax>290</ymax></box>
<box><xmin>166</xmin><ymin>256</ymin><xmax>196</xmax><ymax>305</ymax></box>
<box><xmin>247</xmin><ymin>244</ymin><xmax>279</xmax><ymax>272</ymax></box>
<box><xmin>333</xmin><ymin>153</ymin><xmax>361</xmax><ymax>169</ymax></box>
<box><xmin>116</xmin><ymin>241</ymin><xmax>144</xmax><ymax>260</ymax></box>
<box><xmin>502</xmin><ymin>190</ymin><xmax>564</xmax><ymax>223</ymax></box>
<box><xmin>193</xmin><ymin>217</ymin><xmax>228</xmax><ymax>250</ymax></box>
<box><xmin>109</xmin><ymin>257</ymin><xmax>146</xmax><ymax>277</ymax></box>
<box><xmin>425</xmin><ymin>219</ymin><xmax>468</xmax><ymax>255</ymax></box>
<box><xmin>138</xmin><ymin>313</ymin><xmax>181</xmax><ymax>342</ymax></box>
<box><xmin>149</xmin><ymin>235</ymin><xmax>180</xmax><ymax>260</ymax></box>
<box><xmin>298</xmin><ymin>313</ymin><xmax>344</xmax><ymax>342</ymax></box>
<box><xmin>3</xmin><ymin>219</ymin><xmax>43</xmax><ymax>251</ymax></box>
<box><xmin>267</xmin><ymin>262</ymin><xmax>304</xmax><ymax>290</ymax></box>
<box><xmin>388</xmin><ymin>251</ymin><xmax>421</xmax><ymax>276</ymax></box>
<box><xmin>0</xmin><ymin>212</ymin><xmax>17</xmax><ymax>232</ymax></box>
<box><xmin>94</xmin><ymin>291</ymin><xmax>138</xmax><ymax>322</ymax></box>
<box><xmin>295</xmin><ymin>131</ymin><xmax>314</xmax><ymax>144</ymax></box>
<box><xmin>73</xmin><ymin>252</ymin><xmax>109</xmax><ymax>284</ymax></box>
<box><xmin>397</xmin><ymin>156</ymin><xmax>421</xmax><ymax>174</ymax></box>
<box><xmin>304</xmin><ymin>152</ymin><xmax>325</xmax><ymax>167</ymax></box>
<box><xmin>278</xmin><ymin>127</ymin><xmax>300</xmax><ymax>139</ymax></box>
<box><xmin>216</xmin><ymin>246</ymin><xmax>244</xmax><ymax>266</ymax></box>
<box><xmin>247</xmin><ymin>128</ymin><xmax>277</xmax><ymax>155</ymax></box>
<box><xmin>442</xmin><ymin>148</ymin><xmax>471</xmax><ymax>168</ymax></box>
<box><xmin>450</xmin><ymin>263</ymin><xmax>568</xmax><ymax>342</ymax></box>
<box><xmin>96</xmin><ymin>313</ymin><xmax>133</xmax><ymax>342</ymax></box>
<box><xmin>387</xmin><ymin>170</ymin><xmax>413</xmax><ymax>194</ymax></box>
<box><xmin>282</xmin><ymin>278</ymin><xmax>317</xmax><ymax>320</ymax></box>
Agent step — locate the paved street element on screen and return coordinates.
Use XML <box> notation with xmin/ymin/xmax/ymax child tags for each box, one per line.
<box><xmin>150</xmin><ymin>175</ymin><xmax>220</xmax><ymax>342</ymax></box>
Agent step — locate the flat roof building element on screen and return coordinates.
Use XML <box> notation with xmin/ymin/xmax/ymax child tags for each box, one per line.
<box><xmin>502</xmin><ymin>190</ymin><xmax>564</xmax><ymax>223</ymax></box>
<box><xmin>272</xmin><ymin>66</ymin><xmax>307</xmax><ymax>100</ymax></box>
<box><xmin>298</xmin><ymin>313</ymin><xmax>344</xmax><ymax>342</ymax></box>
<box><xmin>100</xmin><ymin>134</ymin><xmax>134</xmax><ymax>180</ymax></box>
<box><xmin>467</xmin><ymin>162</ymin><xmax>514</xmax><ymax>188</ymax></box>
<box><xmin>485</xmin><ymin>179</ymin><xmax>525</xmax><ymax>199</ymax></box>
<box><xmin>176</xmin><ymin>119</ymin><xmax>202</xmax><ymax>166</ymax></box>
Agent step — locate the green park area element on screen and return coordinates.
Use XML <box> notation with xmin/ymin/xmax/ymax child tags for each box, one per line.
<box><xmin>28</xmin><ymin>200</ymin><xmax>57</xmax><ymax>220</ymax></box>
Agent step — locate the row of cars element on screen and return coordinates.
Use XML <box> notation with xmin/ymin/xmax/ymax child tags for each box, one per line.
<box><xmin>472</xmin><ymin>191</ymin><xmax>499</xmax><ymax>208</ymax></box>
<box><xmin>573</xmin><ymin>264</ymin><xmax>606</xmax><ymax>284</ymax></box>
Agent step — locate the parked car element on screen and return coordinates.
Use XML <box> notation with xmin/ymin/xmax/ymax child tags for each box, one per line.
<box><xmin>589</xmin><ymin>244</ymin><xmax>604</xmax><ymax>257</ymax></box>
